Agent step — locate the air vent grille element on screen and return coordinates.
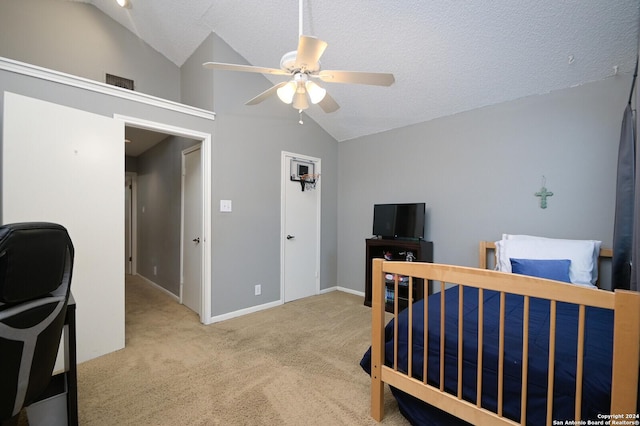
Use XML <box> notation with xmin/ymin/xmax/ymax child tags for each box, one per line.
<box><xmin>106</xmin><ymin>73</ymin><xmax>134</xmax><ymax>90</ymax></box>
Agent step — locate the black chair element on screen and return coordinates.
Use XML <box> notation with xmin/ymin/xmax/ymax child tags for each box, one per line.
<box><xmin>0</xmin><ymin>223</ymin><xmax>74</xmax><ymax>425</ymax></box>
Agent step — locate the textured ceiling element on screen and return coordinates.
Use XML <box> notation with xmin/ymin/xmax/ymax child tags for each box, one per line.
<box><xmin>81</xmin><ymin>0</ymin><xmax>638</xmax><ymax>142</ymax></box>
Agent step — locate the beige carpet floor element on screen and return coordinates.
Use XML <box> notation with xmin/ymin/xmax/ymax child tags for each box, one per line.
<box><xmin>71</xmin><ymin>275</ymin><xmax>409</xmax><ymax>425</ymax></box>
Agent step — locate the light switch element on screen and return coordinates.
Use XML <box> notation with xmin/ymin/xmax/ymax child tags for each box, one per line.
<box><xmin>220</xmin><ymin>200</ymin><xmax>232</xmax><ymax>212</ymax></box>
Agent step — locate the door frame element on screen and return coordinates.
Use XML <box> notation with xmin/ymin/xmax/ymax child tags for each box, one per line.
<box><xmin>125</xmin><ymin>172</ymin><xmax>138</xmax><ymax>275</ymax></box>
<box><xmin>280</xmin><ymin>151</ymin><xmax>321</xmax><ymax>303</ymax></box>
<box><xmin>180</xmin><ymin>143</ymin><xmax>203</xmax><ymax>314</ymax></box>
<box><xmin>115</xmin><ymin>114</ymin><xmax>212</xmax><ymax>324</ymax></box>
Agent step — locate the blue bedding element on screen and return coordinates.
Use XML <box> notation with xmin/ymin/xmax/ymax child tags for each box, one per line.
<box><xmin>360</xmin><ymin>286</ymin><xmax>626</xmax><ymax>425</ymax></box>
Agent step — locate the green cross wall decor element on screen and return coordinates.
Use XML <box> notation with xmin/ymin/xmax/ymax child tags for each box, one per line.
<box><xmin>535</xmin><ymin>186</ymin><xmax>553</xmax><ymax>209</ymax></box>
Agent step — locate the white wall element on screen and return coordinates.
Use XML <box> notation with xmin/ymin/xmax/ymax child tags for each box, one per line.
<box><xmin>2</xmin><ymin>92</ymin><xmax>125</xmax><ymax>363</ymax></box>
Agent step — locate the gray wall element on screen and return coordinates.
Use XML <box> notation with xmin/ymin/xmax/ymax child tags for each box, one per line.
<box><xmin>0</xmin><ymin>0</ymin><xmax>180</xmax><ymax>102</ymax></box>
<box><xmin>180</xmin><ymin>33</ymin><xmax>214</xmax><ymax>112</ymax></box>
<box><xmin>338</xmin><ymin>76</ymin><xmax>629</xmax><ymax>291</ymax></box>
<box><xmin>136</xmin><ymin>136</ymin><xmax>200</xmax><ymax>295</ymax></box>
<box><xmin>182</xmin><ymin>33</ymin><xmax>339</xmax><ymax>313</ymax></box>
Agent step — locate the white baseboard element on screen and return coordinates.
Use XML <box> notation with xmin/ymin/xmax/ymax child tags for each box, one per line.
<box><xmin>336</xmin><ymin>286</ymin><xmax>365</xmax><ymax>297</ymax></box>
<box><xmin>134</xmin><ymin>274</ymin><xmax>180</xmax><ymax>302</ymax></box>
<box><xmin>320</xmin><ymin>286</ymin><xmax>364</xmax><ymax>297</ymax></box>
<box><xmin>207</xmin><ymin>299</ymin><xmax>282</xmax><ymax>324</ymax></box>
<box><xmin>206</xmin><ymin>287</ymin><xmax>365</xmax><ymax>324</ymax></box>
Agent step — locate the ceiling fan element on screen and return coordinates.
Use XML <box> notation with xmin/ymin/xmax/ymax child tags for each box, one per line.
<box><xmin>202</xmin><ymin>0</ymin><xmax>395</xmax><ymax>113</ymax></box>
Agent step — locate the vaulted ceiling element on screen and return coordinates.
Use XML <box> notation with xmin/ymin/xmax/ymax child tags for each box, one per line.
<box><xmin>81</xmin><ymin>0</ymin><xmax>639</xmax><ymax>142</ymax></box>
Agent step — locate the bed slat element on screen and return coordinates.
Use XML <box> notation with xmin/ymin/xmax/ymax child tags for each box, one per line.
<box><xmin>521</xmin><ymin>296</ymin><xmax>530</xmax><ymax>424</ymax></box>
<box><xmin>393</xmin><ymin>277</ymin><xmax>399</xmax><ymax>371</ymax></box>
<box><xmin>476</xmin><ymin>288</ymin><xmax>484</xmax><ymax>409</ymax></box>
<box><xmin>546</xmin><ymin>301</ymin><xmax>557</xmax><ymax>426</ymax></box>
<box><xmin>440</xmin><ymin>281</ymin><xmax>446</xmax><ymax>391</ymax></box>
<box><xmin>575</xmin><ymin>305</ymin><xmax>586</xmax><ymax>420</ymax></box>
<box><xmin>498</xmin><ymin>291</ymin><xmax>505</xmax><ymax>417</ymax></box>
<box><xmin>423</xmin><ymin>282</ymin><xmax>429</xmax><ymax>385</ymax></box>
<box><xmin>457</xmin><ymin>285</ymin><xmax>464</xmax><ymax>399</ymax></box>
<box><xmin>408</xmin><ymin>277</ymin><xmax>414</xmax><ymax>378</ymax></box>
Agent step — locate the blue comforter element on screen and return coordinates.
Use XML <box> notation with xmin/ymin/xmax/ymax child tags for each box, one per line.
<box><xmin>361</xmin><ymin>286</ymin><xmax>627</xmax><ymax>425</ymax></box>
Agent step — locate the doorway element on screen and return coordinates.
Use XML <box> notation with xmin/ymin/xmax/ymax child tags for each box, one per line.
<box><xmin>281</xmin><ymin>151</ymin><xmax>321</xmax><ymax>303</ymax></box>
<box><xmin>125</xmin><ymin>172</ymin><xmax>137</xmax><ymax>275</ymax></box>
<box><xmin>117</xmin><ymin>114</ymin><xmax>212</xmax><ymax>324</ymax></box>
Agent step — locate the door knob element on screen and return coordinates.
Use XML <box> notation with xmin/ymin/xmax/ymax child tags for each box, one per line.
<box><xmin>286</xmin><ymin>235</ymin><xmax>295</xmax><ymax>240</ymax></box>
<box><xmin>193</xmin><ymin>237</ymin><xmax>200</xmax><ymax>243</ymax></box>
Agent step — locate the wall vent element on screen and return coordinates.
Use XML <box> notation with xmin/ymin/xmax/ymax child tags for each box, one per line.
<box><xmin>106</xmin><ymin>73</ymin><xmax>134</xmax><ymax>90</ymax></box>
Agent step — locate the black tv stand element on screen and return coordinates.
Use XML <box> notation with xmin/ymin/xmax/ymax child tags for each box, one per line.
<box><xmin>364</xmin><ymin>238</ymin><xmax>433</xmax><ymax>312</ymax></box>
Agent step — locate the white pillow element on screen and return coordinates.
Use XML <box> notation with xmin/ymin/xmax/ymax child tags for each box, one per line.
<box><xmin>495</xmin><ymin>235</ymin><xmax>602</xmax><ymax>286</ymax></box>
<box><xmin>501</xmin><ymin>234</ymin><xmax>602</xmax><ymax>284</ymax></box>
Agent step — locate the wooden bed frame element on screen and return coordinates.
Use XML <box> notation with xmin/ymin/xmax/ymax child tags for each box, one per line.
<box><xmin>370</xmin><ymin>242</ymin><xmax>639</xmax><ymax>425</ymax></box>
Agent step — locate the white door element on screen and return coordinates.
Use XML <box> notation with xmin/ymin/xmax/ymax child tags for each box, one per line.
<box><xmin>281</xmin><ymin>152</ymin><xmax>320</xmax><ymax>302</ymax></box>
<box><xmin>181</xmin><ymin>145</ymin><xmax>203</xmax><ymax>316</ymax></box>
<box><xmin>3</xmin><ymin>91</ymin><xmax>125</xmax><ymax>364</ymax></box>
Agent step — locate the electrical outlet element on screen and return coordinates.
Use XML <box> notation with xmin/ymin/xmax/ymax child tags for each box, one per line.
<box><xmin>153</xmin><ymin>266</ymin><xmax>157</xmax><ymax>276</ymax></box>
<box><xmin>254</xmin><ymin>284</ymin><xmax>261</xmax><ymax>296</ymax></box>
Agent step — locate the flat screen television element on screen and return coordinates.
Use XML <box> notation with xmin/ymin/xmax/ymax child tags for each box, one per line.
<box><xmin>372</xmin><ymin>203</ymin><xmax>425</xmax><ymax>239</ymax></box>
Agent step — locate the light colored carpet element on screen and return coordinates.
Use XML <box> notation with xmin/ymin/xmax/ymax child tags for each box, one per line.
<box><xmin>73</xmin><ymin>275</ymin><xmax>409</xmax><ymax>425</ymax></box>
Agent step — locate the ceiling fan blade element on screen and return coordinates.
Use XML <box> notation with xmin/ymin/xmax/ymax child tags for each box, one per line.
<box><xmin>203</xmin><ymin>62</ymin><xmax>290</xmax><ymax>76</ymax></box>
<box><xmin>317</xmin><ymin>70</ymin><xmax>395</xmax><ymax>86</ymax></box>
<box><xmin>294</xmin><ymin>36</ymin><xmax>328</xmax><ymax>71</ymax></box>
<box><xmin>245</xmin><ymin>82</ymin><xmax>289</xmax><ymax>105</ymax></box>
<box><xmin>317</xmin><ymin>92</ymin><xmax>340</xmax><ymax>113</ymax></box>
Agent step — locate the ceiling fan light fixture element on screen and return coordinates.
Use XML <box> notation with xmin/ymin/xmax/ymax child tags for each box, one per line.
<box><xmin>276</xmin><ymin>81</ymin><xmax>297</xmax><ymax>104</ymax></box>
<box><xmin>305</xmin><ymin>81</ymin><xmax>326</xmax><ymax>104</ymax></box>
<box><xmin>292</xmin><ymin>92</ymin><xmax>309</xmax><ymax>110</ymax></box>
